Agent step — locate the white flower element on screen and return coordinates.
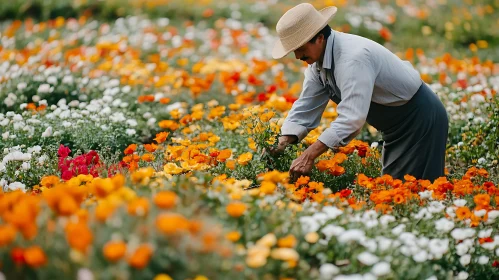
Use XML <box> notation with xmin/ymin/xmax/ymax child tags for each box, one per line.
<box><xmin>371</xmin><ymin>262</ymin><xmax>390</xmax><ymax>276</ymax></box>
<box><xmin>379</xmin><ymin>215</ymin><xmax>395</xmax><ymax>226</ymax></box>
<box><xmin>496</xmin><ymin>247</ymin><xmax>499</xmax><ymax>256</ymax></box>
<box><xmin>428</xmin><ymin>239</ymin><xmax>449</xmax><ymax>256</ymax></box>
<box><xmin>478</xmin><ymin>228</ymin><xmax>493</xmax><ymax>239</ymax></box>
<box><xmin>459</xmin><ymin>254</ymin><xmax>471</xmax><ymax>266</ymax></box>
<box><xmin>299</xmin><ymin>216</ymin><xmax>320</xmax><ymax>233</ymax></box>
<box><xmin>418</xmin><ymin>190</ymin><xmax>433</xmax><ymax>200</ymax></box>
<box><xmin>451</xmin><ymin>228</ymin><xmax>475</xmax><ymax>240</ymax></box>
<box><xmin>457</xmin><ymin>271</ymin><xmax>469</xmax><ymax>280</ymax></box>
<box><xmin>338</xmin><ymin>229</ymin><xmax>366</xmax><ymax>243</ymax></box>
<box><xmin>426</xmin><ymin>276</ymin><xmax>437</xmax><ymax>280</ymax></box>
<box><xmin>391</xmin><ymin>224</ymin><xmax>405</xmax><ymax>236</ymax></box>
<box><xmin>478</xmin><ymin>256</ymin><xmax>489</xmax><ymax>264</ymax></box>
<box><xmin>435</xmin><ymin>218</ymin><xmax>454</xmax><ymax>232</ymax></box>
<box><xmin>37</xmin><ymin>83</ymin><xmax>52</xmax><ymax>93</ymax></box>
<box><xmin>321</xmin><ymin>224</ymin><xmax>345</xmax><ymax>240</ymax></box>
<box><xmin>319</xmin><ymin>263</ymin><xmax>339</xmax><ymax>279</ymax></box>
<box><xmin>357</xmin><ymin>252</ymin><xmax>379</xmax><ymax>266</ymax></box>
<box><xmin>21</xmin><ymin>162</ymin><xmax>30</xmax><ymax>170</ymax></box>
<box><xmin>77</xmin><ymin>268</ymin><xmax>94</xmax><ymax>280</ymax></box>
<box><xmin>126</xmin><ymin>129</ymin><xmax>136</xmax><ymax>136</ymax></box>
<box><xmin>474</xmin><ymin>209</ymin><xmax>487</xmax><ymax>217</ymax></box>
<box><xmin>8</xmin><ymin>182</ymin><xmax>26</xmax><ymax>192</ymax></box>
<box><xmin>2</xmin><ymin>131</ymin><xmax>9</xmax><ymax>140</ymax></box>
<box><xmin>453</xmin><ymin>199</ymin><xmax>467</xmax><ymax>207</ymax></box>
<box><xmin>370</xmin><ymin>142</ymin><xmax>379</xmax><ymax>149</ymax></box>
<box><xmin>312</xmin><ymin>212</ymin><xmax>329</xmax><ymax>225</ymax></box>
<box><xmin>334</xmin><ymin>275</ymin><xmax>364</xmax><ymax>280</ymax></box>
<box><xmin>413</xmin><ymin>250</ymin><xmax>428</xmax><ymax>263</ymax></box>
<box><xmin>0</xmin><ymin>163</ymin><xmax>5</xmax><ymax>173</ymax></box>
<box><xmin>38</xmin><ymin>155</ymin><xmax>48</xmax><ymax>164</ymax></box>
<box><xmin>42</xmin><ymin>126</ymin><xmax>53</xmax><ymax>137</ymax></box>
<box><xmin>322</xmin><ymin>206</ymin><xmax>343</xmax><ymax>219</ymax></box>
<box><xmin>17</xmin><ymin>82</ymin><xmax>27</xmax><ymax>90</ymax></box>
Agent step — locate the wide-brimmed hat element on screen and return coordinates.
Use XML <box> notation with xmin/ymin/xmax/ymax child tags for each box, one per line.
<box><xmin>272</xmin><ymin>3</ymin><xmax>337</xmax><ymax>59</ymax></box>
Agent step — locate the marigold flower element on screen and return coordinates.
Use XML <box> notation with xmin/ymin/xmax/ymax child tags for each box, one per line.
<box><xmin>456</xmin><ymin>206</ymin><xmax>471</xmax><ymax>220</ymax></box>
<box><xmin>393</xmin><ymin>194</ymin><xmax>405</xmax><ymax>204</ymax></box>
<box><xmin>141</xmin><ymin>153</ymin><xmax>155</xmax><ymax>162</ymax></box>
<box><xmin>216</xmin><ymin>149</ymin><xmax>232</xmax><ymax>162</ymax></box>
<box><xmin>11</xmin><ymin>247</ymin><xmax>25</xmax><ymax>265</ymax></box>
<box><xmin>95</xmin><ymin>202</ymin><xmax>116</xmax><ymax>222</ymax></box>
<box><xmin>65</xmin><ymin>222</ymin><xmax>93</xmax><ymax>252</ymax></box>
<box><xmin>24</xmin><ymin>246</ymin><xmax>47</xmax><ymax>268</ymax></box>
<box><xmin>40</xmin><ymin>175</ymin><xmax>60</xmax><ymax>188</ymax></box>
<box><xmin>103</xmin><ymin>240</ymin><xmax>127</xmax><ymax>262</ymax></box>
<box><xmin>305</xmin><ymin>232</ymin><xmax>319</xmax><ymax>243</ymax></box>
<box><xmin>156</xmin><ymin>213</ymin><xmax>190</xmax><ymax>235</ymax></box>
<box><xmin>158</xmin><ymin>120</ymin><xmax>179</xmax><ymax>131</ymax></box>
<box><xmin>226</xmin><ymin>201</ymin><xmax>247</xmax><ymax>218</ymax></box>
<box><xmin>226</xmin><ymin>159</ymin><xmax>236</xmax><ymax>170</ymax></box>
<box><xmin>474</xmin><ymin>193</ymin><xmax>490</xmax><ymax>209</ymax></box>
<box><xmin>127</xmin><ymin>197</ymin><xmax>149</xmax><ymax>217</ymax></box>
<box><xmin>237</xmin><ymin>152</ymin><xmax>253</xmax><ymax>166</ymax></box>
<box><xmin>225</xmin><ymin>231</ymin><xmax>241</xmax><ymax>242</ymax></box>
<box><xmin>0</xmin><ymin>224</ymin><xmax>17</xmax><ymax>247</ymax></box>
<box><xmin>154</xmin><ymin>132</ymin><xmax>169</xmax><ymax>144</ymax></box>
<box><xmin>124</xmin><ymin>144</ymin><xmax>137</xmax><ymax>155</ymax></box>
<box><xmin>154</xmin><ymin>274</ymin><xmax>173</xmax><ymax>280</ymax></box>
<box><xmin>295</xmin><ymin>176</ymin><xmax>310</xmax><ymax>187</ymax></box>
<box><xmin>270</xmin><ymin>248</ymin><xmax>299</xmax><ymax>262</ymax></box>
<box><xmin>277</xmin><ymin>235</ymin><xmax>297</xmax><ymax>248</ymax></box>
<box><xmin>260</xmin><ymin>181</ymin><xmax>277</xmax><ymax>195</ymax></box>
<box><xmin>154</xmin><ymin>191</ymin><xmax>177</xmax><ymax>209</ymax></box>
<box><xmin>144</xmin><ymin>143</ymin><xmax>158</xmax><ymax>153</ymax></box>
<box><xmin>128</xmin><ymin>244</ymin><xmax>153</xmax><ymax>270</ymax></box>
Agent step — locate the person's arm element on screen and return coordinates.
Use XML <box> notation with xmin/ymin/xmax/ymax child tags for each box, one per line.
<box><xmin>316</xmin><ymin>59</ymin><xmax>376</xmax><ymax>149</ymax></box>
<box><xmin>279</xmin><ymin>66</ymin><xmax>329</xmax><ymax>145</ymax></box>
<box><xmin>288</xmin><ymin>59</ymin><xmax>376</xmax><ymax>181</ymax></box>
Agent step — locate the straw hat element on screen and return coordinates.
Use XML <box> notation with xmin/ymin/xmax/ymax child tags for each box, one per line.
<box><xmin>272</xmin><ymin>3</ymin><xmax>337</xmax><ymax>59</ymax></box>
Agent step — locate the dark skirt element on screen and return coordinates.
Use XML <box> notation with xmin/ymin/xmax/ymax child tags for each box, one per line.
<box><xmin>366</xmin><ymin>82</ymin><xmax>449</xmax><ymax>181</ymax></box>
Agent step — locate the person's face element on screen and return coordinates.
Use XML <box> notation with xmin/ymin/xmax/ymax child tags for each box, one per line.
<box><xmin>293</xmin><ymin>34</ymin><xmax>326</xmax><ymax>65</ymax></box>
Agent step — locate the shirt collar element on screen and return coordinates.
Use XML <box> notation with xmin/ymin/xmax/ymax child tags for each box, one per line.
<box><xmin>317</xmin><ymin>29</ymin><xmax>335</xmax><ymax>70</ymax></box>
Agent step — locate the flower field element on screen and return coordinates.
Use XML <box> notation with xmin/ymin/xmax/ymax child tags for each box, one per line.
<box><xmin>1</xmin><ymin>0</ymin><xmax>499</xmax><ymax>279</ymax></box>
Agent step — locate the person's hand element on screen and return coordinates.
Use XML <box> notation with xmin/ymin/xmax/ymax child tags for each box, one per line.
<box><xmin>289</xmin><ymin>153</ymin><xmax>315</xmax><ymax>182</ymax></box>
<box><xmin>288</xmin><ymin>140</ymin><xmax>329</xmax><ymax>182</ymax></box>
<box><xmin>268</xmin><ymin>135</ymin><xmax>298</xmax><ymax>155</ymax></box>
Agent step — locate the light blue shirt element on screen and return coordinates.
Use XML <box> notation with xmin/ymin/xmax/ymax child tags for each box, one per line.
<box><xmin>281</xmin><ymin>30</ymin><xmax>423</xmax><ymax>148</ymax></box>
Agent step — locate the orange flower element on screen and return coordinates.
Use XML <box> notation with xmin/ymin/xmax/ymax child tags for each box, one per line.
<box><xmin>474</xmin><ymin>193</ymin><xmax>490</xmax><ymax>209</ymax></box>
<box><xmin>456</xmin><ymin>206</ymin><xmax>471</xmax><ymax>220</ymax></box>
<box><xmin>237</xmin><ymin>152</ymin><xmax>253</xmax><ymax>166</ymax></box>
<box><xmin>226</xmin><ymin>160</ymin><xmax>236</xmax><ymax>170</ymax></box>
<box><xmin>127</xmin><ymin>198</ymin><xmax>150</xmax><ymax>216</ymax></box>
<box><xmin>260</xmin><ymin>181</ymin><xmax>277</xmax><ymax>195</ymax></box>
<box><xmin>124</xmin><ymin>144</ymin><xmax>137</xmax><ymax>155</ymax></box>
<box><xmin>393</xmin><ymin>194</ymin><xmax>405</xmax><ymax>204</ymax></box>
<box><xmin>277</xmin><ymin>235</ymin><xmax>297</xmax><ymax>248</ymax></box>
<box><xmin>158</xmin><ymin>120</ymin><xmax>179</xmax><ymax>131</ymax></box>
<box><xmin>159</xmin><ymin>97</ymin><xmax>171</xmax><ymax>104</ymax></box>
<box><xmin>24</xmin><ymin>246</ymin><xmax>47</xmax><ymax>268</ymax></box>
<box><xmin>141</xmin><ymin>153</ymin><xmax>155</xmax><ymax>162</ymax></box>
<box><xmin>226</xmin><ymin>201</ymin><xmax>247</xmax><ymax>218</ymax></box>
<box><xmin>216</xmin><ymin>149</ymin><xmax>232</xmax><ymax>162</ymax></box>
<box><xmin>40</xmin><ymin>175</ymin><xmax>60</xmax><ymax>188</ymax></box>
<box><xmin>65</xmin><ymin>222</ymin><xmax>93</xmax><ymax>252</ymax></box>
<box><xmin>154</xmin><ymin>191</ymin><xmax>177</xmax><ymax>209</ymax></box>
<box><xmin>137</xmin><ymin>95</ymin><xmax>155</xmax><ymax>103</ymax></box>
<box><xmin>144</xmin><ymin>143</ymin><xmax>158</xmax><ymax>153</ymax></box>
<box><xmin>0</xmin><ymin>224</ymin><xmax>17</xmax><ymax>247</ymax></box>
<box><xmin>225</xmin><ymin>231</ymin><xmax>241</xmax><ymax>242</ymax></box>
<box><xmin>95</xmin><ymin>202</ymin><xmax>116</xmax><ymax>222</ymax></box>
<box><xmin>156</xmin><ymin>213</ymin><xmax>190</xmax><ymax>235</ymax></box>
<box><xmin>103</xmin><ymin>240</ymin><xmax>127</xmax><ymax>262</ymax></box>
<box><xmin>154</xmin><ymin>132</ymin><xmax>169</xmax><ymax>144</ymax></box>
<box><xmin>404</xmin><ymin>175</ymin><xmax>416</xmax><ymax>182</ymax></box>
<box><xmin>295</xmin><ymin>176</ymin><xmax>310</xmax><ymax>187</ymax></box>
<box><xmin>128</xmin><ymin>244</ymin><xmax>153</xmax><ymax>270</ymax></box>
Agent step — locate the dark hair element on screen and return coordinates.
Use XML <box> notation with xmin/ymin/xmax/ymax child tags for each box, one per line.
<box><xmin>309</xmin><ymin>24</ymin><xmax>331</xmax><ymax>43</ymax></box>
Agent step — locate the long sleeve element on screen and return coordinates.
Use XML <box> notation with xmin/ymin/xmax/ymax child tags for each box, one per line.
<box><xmin>281</xmin><ymin>66</ymin><xmax>330</xmax><ymax>142</ymax></box>
<box><xmin>317</xmin><ymin>59</ymin><xmax>376</xmax><ymax>148</ymax></box>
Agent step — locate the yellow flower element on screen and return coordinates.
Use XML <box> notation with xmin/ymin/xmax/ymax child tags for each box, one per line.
<box><xmin>237</xmin><ymin>152</ymin><xmax>253</xmax><ymax>165</ymax></box>
<box><xmin>260</xmin><ymin>181</ymin><xmax>277</xmax><ymax>195</ymax></box>
<box><xmin>226</xmin><ymin>202</ymin><xmax>247</xmax><ymax>218</ymax></box>
<box><xmin>270</xmin><ymin>248</ymin><xmax>299</xmax><ymax>262</ymax></box>
<box><xmin>194</xmin><ymin>276</ymin><xmax>209</xmax><ymax>280</ymax></box>
<box><xmin>277</xmin><ymin>235</ymin><xmax>297</xmax><ymax>248</ymax></box>
<box><xmin>225</xmin><ymin>231</ymin><xmax>242</xmax><ymax>242</ymax></box>
<box><xmin>154</xmin><ymin>274</ymin><xmax>173</xmax><ymax>280</ymax></box>
<box><xmin>305</xmin><ymin>232</ymin><xmax>319</xmax><ymax>243</ymax></box>
<box><xmin>256</xmin><ymin>233</ymin><xmax>277</xmax><ymax>247</ymax></box>
<box><xmin>163</xmin><ymin>163</ymin><xmax>184</xmax><ymax>175</ymax></box>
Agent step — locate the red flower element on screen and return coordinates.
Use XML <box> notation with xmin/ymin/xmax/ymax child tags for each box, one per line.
<box><xmin>283</xmin><ymin>94</ymin><xmax>298</xmax><ymax>104</ymax></box>
<box><xmin>58</xmin><ymin>144</ymin><xmax>71</xmax><ymax>158</ymax></box>
<box><xmin>11</xmin><ymin>247</ymin><xmax>25</xmax><ymax>265</ymax></box>
<box><xmin>340</xmin><ymin>189</ymin><xmax>352</xmax><ymax>198</ymax></box>
<box><xmin>493</xmin><ymin>260</ymin><xmax>499</xmax><ymax>267</ymax></box>
<box><xmin>62</xmin><ymin>170</ymin><xmax>74</xmax><ymax>181</ymax></box>
<box><xmin>257</xmin><ymin>93</ymin><xmax>269</xmax><ymax>102</ymax></box>
<box><xmin>266</xmin><ymin>84</ymin><xmax>277</xmax><ymax>93</ymax></box>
